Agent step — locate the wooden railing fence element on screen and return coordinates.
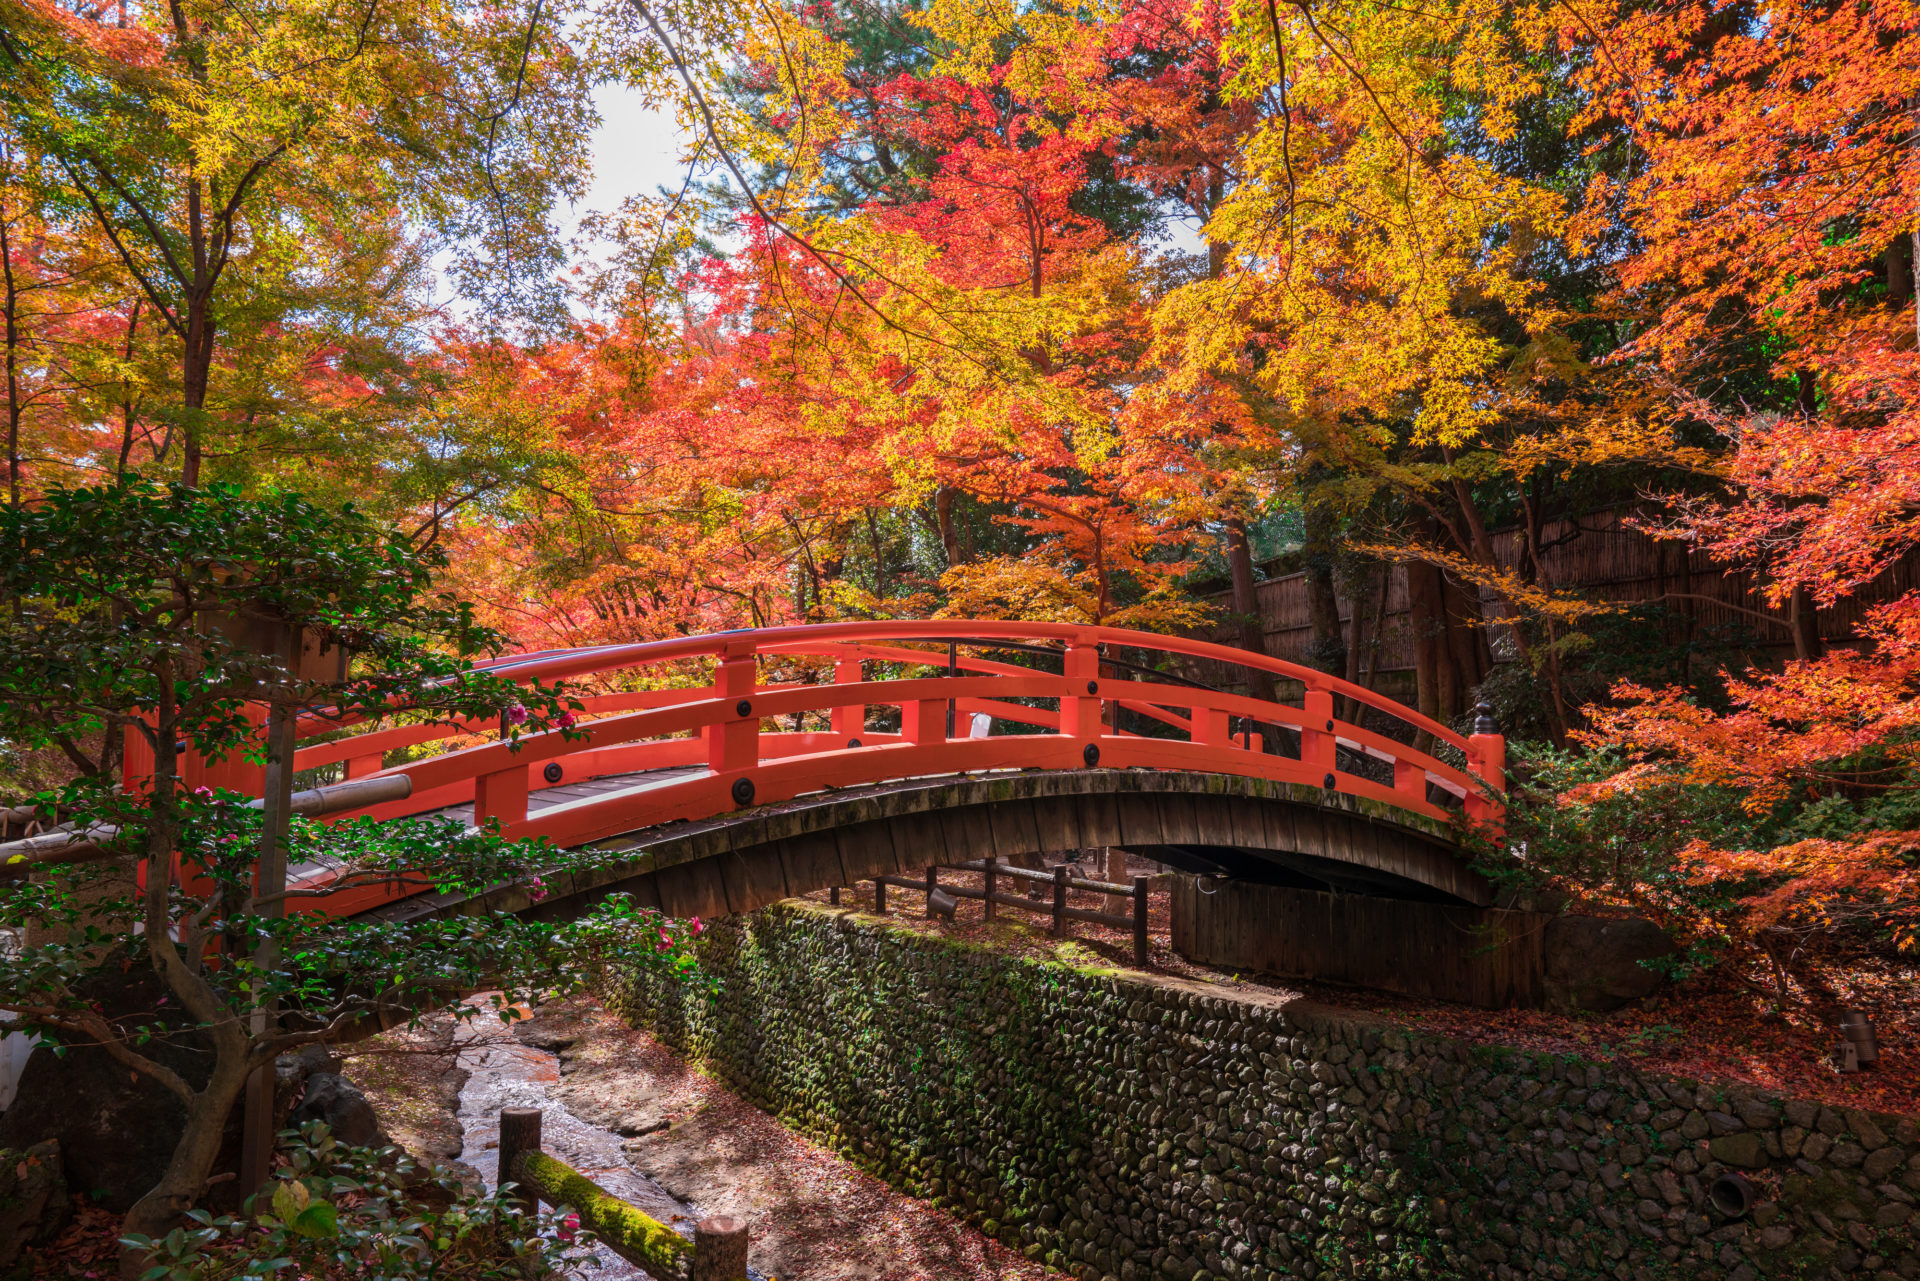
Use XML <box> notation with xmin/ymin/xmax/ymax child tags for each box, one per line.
<box><xmin>828</xmin><ymin>855</ymin><xmax>1152</xmax><ymax>965</ymax></box>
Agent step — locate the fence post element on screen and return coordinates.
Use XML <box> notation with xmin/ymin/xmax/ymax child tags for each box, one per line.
<box><xmin>829</xmin><ymin>884</ymin><xmax>840</xmax><ymax>905</ymax></box>
<box><xmin>924</xmin><ymin>865</ymin><xmax>938</xmax><ymax>918</ymax></box>
<box><xmin>983</xmin><ymin>856</ymin><xmax>997</xmax><ymax>922</ymax></box>
<box><xmin>498</xmin><ymin>1107</ymin><xmax>543</xmax><ymax>1212</ymax></box>
<box><xmin>874</xmin><ymin>877</ymin><xmax>887</xmax><ymax>915</ymax></box>
<box><xmin>1051</xmin><ymin>864</ymin><xmax>1069</xmax><ymax>937</ymax></box>
<box><xmin>1132</xmin><ymin>874</ymin><xmax>1149</xmax><ymax>966</ymax></box>
<box><xmin>692</xmin><ymin>1214</ymin><xmax>751</xmax><ymax>1281</ymax></box>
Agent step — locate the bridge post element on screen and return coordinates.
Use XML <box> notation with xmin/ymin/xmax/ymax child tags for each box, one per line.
<box><xmin>1466</xmin><ymin>702</ymin><xmax>1507</xmax><ymax>835</ymax></box>
<box><xmin>1063</xmin><ymin>641</ymin><xmax>1101</xmax><ymax>763</ymax></box>
<box><xmin>475</xmin><ymin>763</ymin><xmax>529</xmax><ymax>829</ymax></box>
<box><xmin>709</xmin><ymin>636</ymin><xmax>759</xmax><ymax>783</ymax></box>
<box><xmin>1302</xmin><ymin>686</ymin><xmax>1337</xmax><ymax>786</ymax></box>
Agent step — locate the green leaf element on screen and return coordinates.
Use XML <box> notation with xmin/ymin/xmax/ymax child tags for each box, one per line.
<box><xmin>290</xmin><ymin>1201</ymin><xmax>339</xmax><ymax>1239</ymax></box>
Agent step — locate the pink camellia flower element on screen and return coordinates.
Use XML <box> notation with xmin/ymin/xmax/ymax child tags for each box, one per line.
<box><xmin>558</xmin><ymin>1212</ymin><xmax>579</xmax><ymax>1242</ymax></box>
<box><xmin>555</xmin><ymin>710</ymin><xmax>578</xmax><ymax>730</ymax></box>
<box><xmin>658</xmin><ymin>927</ymin><xmax>672</xmax><ymax>944</ymax></box>
<box><xmin>192</xmin><ymin>786</ymin><xmax>213</xmax><ymax>800</ymax></box>
<box><xmin>690</xmin><ymin>917</ymin><xmax>704</xmax><ymax>936</ymax></box>
<box><xmin>527</xmin><ymin>876</ymin><xmax>548</xmax><ymax>903</ymax></box>
<box><xmin>504</xmin><ymin>703</ymin><xmax>530</xmax><ymax>726</ymax></box>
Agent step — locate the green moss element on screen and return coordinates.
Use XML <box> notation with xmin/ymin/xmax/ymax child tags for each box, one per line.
<box><xmin>518</xmin><ymin>1151</ymin><xmax>691</xmax><ymax>1276</ymax></box>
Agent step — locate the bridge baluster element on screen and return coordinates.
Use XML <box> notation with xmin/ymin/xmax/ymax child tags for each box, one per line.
<box><xmin>1301</xmin><ymin>687</ymin><xmax>1336</xmax><ymax>784</ymax></box>
<box><xmin>830</xmin><ymin>656</ymin><xmax>863</xmax><ymax>742</ymax></box>
<box><xmin>475</xmin><ymin>764</ymin><xmax>528</xmax><ymax>829</ymax></box>
<box><xmin>902</xmin><ymin>696</ymin><xmax>947</xmax><ymax>745</ymax></box>
<box><xmin>1394</xmin><ymin>758</ymin><xmax>1427</xmax><ymax>806</ymax></box>
<box><xmin>1063</xmin><ymin>641</ymin><xmax>1101</xmax><ymax>762</ymax></box>
<box><xmin>708</xmin><ymin>636</ymin><xmax>759</xmax><ymax>778</ymax></box>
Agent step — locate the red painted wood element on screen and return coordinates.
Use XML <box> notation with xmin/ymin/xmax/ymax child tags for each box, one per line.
<box><xmin>264</xmin><ymin>620</ymin><xmax>1504</xmax><ymax>916</ymax></box>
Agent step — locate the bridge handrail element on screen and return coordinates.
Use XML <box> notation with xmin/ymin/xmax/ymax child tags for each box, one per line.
<box><xmin>294</xmin><ymin>621</ymin><xmax>1474</xmax><ymax>754</ymax></box>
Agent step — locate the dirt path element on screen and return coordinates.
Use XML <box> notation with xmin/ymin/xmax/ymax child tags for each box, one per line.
<box><xmin>513</xmin><ymin>998</ymin><xmax>1053</xmax><ymax>1281</ymax></box>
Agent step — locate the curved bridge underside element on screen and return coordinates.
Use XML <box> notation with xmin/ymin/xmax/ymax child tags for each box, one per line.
<box><xmin>357</xmin><ymin>769</ymin><xmax>1491</xmax><ymax>931</ymax></box>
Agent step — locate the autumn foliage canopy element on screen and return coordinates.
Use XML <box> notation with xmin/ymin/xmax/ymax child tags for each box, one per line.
<box><xmin>2</xmin><ymin>0</ymin><xmax>1919</xmax><ymax>984</ymax></box>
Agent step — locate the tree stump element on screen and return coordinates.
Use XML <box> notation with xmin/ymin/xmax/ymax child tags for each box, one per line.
<box><xmin>692</xmin><ymin>1214</ymin><xmax>750</xmax><ymax>1280</ymax></box>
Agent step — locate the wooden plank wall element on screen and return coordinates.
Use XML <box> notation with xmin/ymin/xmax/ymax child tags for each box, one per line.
<box><xmin>1169</xmin><ymin>875</ymin><xmax>1550</xmax><ymax>1009</ymax></box>
<box><xmin>1202</xmin><ymin>509</ymin><xmax>1920</xmax><ymax>682</ymax></box>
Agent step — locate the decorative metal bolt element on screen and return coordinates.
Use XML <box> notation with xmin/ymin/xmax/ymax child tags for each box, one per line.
<box><xmin>731</xmin><ymin>777</ymin><xmax>755</xmax><ymax>806</ymax></box>
<box><xmin>1083</xmin><ymin>743</ymin><xmax>1101</xmax><ymax>767</ymax></box>
<box><xmin>1086</xmin><ymin>679</ymin><xmax>1099</xmax><ymax>695</ymax></box>
<box><xmin>542</xmin><ymin>762</ymin><xmax>563</xmax><ymax>784</ymax></box>
<box><xmin>1473</xmin><ymin>701</ymin><xmax>1497</xmax><ymax>735</ymax></box>
<box><xmin>1323</xmin><ymin>772</ymin><xmax>1336</xmax><ymax>789</ymax></box>
<box><xmin>847</xmin><ymin>737</ymin><xmax>862</xmax><ymax>748</ymax></box>
<box><xmin>735</xmin><ymin>699</ymin><xmax>753</xmax><ymax>717</ymax></box>
<box><xmin>1325</xmin><ymin>719</ymin><xmax>1333</xmax><ymax>731</ymax></box>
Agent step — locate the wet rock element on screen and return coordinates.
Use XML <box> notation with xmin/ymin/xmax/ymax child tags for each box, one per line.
<box><xmin>0</xmin><ymin>1139</ymin><xmax>67</xmax><ymax>1265</ymax></box>
<box><xmin>0</xmin><ymin>962</ymin><xmax>263</xmax><ymax>1212</ymax></box>
<box><xmin>294</xmin><ymin>1072</ymin><xmax>384</xmax><ymax>1147</ymax></box>
<box><xmin>1542</xmin><ymin>916</ymin><xmax>1676</xmax><ymax>1013</ymax></box>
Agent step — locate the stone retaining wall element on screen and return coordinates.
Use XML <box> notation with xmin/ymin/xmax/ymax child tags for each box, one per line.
<box><xmin>604</xmin><ymin>901</ymin><xmax>1920</xmax><ymax>1281</ymax></box>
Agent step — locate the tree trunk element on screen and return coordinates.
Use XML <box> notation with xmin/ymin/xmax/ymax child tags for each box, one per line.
<box><xmin>119</xmin><ymin>1060</ymin><xmax>254</xmax><ymax>1278</ymax></box>
<box><xmin>180</xmin><ymin>291</ymin><xmax>214</xmax><ymax>488</ymax></box>
<box><xmin>1</xmin><ymin>192</ymin><xmax>21</xmax><ymax>508</ymax></box>
<box><xmin>1789</xmin><ymin>583</ymin><xmax>1823</xmax><ymax>661</ymax></box>
<box><xmin>934</xmin><ymin>485</ymin><xmax>964</xmax><ymax>569</ymax></box>
<box><xmin>1301</xmin><ymin>500</ymin><xmax>1346</xmax><ymax>676</ymax></box>
<box><xmin>1225</xmin><ymin>518</ymin><xmax>1279</xmax><ymax>703</ymax></box>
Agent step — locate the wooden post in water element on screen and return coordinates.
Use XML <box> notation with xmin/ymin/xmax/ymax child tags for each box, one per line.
<box><xmin>1132</xmin><ymin>874</ymin><xmax>1150</xmax><ymax>966</ymax></box>
<box><xmin>692</xmin><ymin>1214</ymin><xmax>751</xmax><ymax>1280</ymax></box>
<box><xmin>1051</xmin><ymin>865</ymin><xmax>1069</xmax><ymax>937</ymax></box>
<box><xmin>498</xmin><ymin>1107</ymin><xmax>543</xmax><ymax>1211</ymax></box>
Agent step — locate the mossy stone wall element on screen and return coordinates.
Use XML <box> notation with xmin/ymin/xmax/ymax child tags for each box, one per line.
<box><xmin>604</xmin><ymin>901</ymin><xmax>1920</xmax><ymax>1281</ymax></box>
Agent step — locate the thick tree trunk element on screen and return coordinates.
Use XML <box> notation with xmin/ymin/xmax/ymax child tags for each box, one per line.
<box><xmin>1225</xmin><ymin>518</ymin><xmax>1279</xmax><ymax>703</ymax></box>
<box><xmin>180</xmin><ymin>293</ymin><xmax>214</xmax><ymax>488</ymax></box>
<box><xmin>1301</xmin><ymin>500</ymin><xmax>1346</xmax><ymax>676</ymax></box>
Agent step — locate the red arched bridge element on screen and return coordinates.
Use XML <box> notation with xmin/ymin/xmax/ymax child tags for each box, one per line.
<box><xmin>254</xmin><ymin>622</ymin><xmax>1506</xmax><ymax>925</ymax></box>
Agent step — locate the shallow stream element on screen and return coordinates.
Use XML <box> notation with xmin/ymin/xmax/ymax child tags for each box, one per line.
<box><xmin>450</xmin><ymin>1001</ymin><xmax>696</xmax><ymax>1281</ymax></box>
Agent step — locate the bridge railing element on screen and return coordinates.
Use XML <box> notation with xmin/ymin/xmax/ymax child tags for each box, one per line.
<box><xmin>283</xmin><ymin>622</ymin><xmax>1504</xmax><ymax>865</ymax></box>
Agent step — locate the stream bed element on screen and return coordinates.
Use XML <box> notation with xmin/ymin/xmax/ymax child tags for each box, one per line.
<box><xmin>450</xmin><ymin>1000</ymin><xmax>700</xmax><ymax>1281</ymax></box>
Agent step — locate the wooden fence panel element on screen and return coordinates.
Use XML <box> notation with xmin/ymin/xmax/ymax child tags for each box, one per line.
<box><xmin>1169</xmin><ymin>875</ymin><xmax>1549</xmax><ymax>1008</ymax></box>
